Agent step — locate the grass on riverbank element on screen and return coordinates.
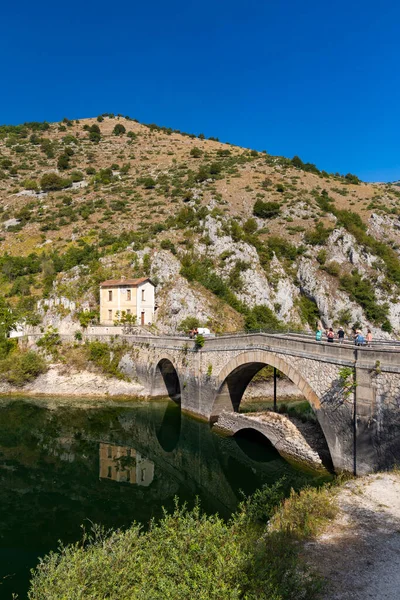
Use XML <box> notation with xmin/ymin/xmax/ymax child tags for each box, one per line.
<box><xmin>27</xmin><ymin>481</ymin><xmax>337</xmax><ymax>600</ymax></box>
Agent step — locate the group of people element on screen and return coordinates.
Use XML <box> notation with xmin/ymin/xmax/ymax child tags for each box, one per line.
<box><xmin>315</xmin><ymin>325</ymin><xmax>373</xmax><ymax>346</ymax></box>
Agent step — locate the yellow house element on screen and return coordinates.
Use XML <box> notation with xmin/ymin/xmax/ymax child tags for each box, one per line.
<box><xmin>99</xmin><ymin>277</ymin><xmax>155</xmax><ymax>326</ymax></box>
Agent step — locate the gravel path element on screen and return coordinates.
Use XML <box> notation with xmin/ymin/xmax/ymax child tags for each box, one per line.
<box><xmin>304</xmin><ymin>473</ymin><xmax>400</xmax><ymax>599</ymax></box>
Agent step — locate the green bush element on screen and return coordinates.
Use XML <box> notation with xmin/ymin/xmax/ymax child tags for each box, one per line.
<box><xmin>87</xmin><ymin>341</ymin><xmax>126</xmax><ymax>379</ymax></box>
<box><xmin>28</xmin><ymin>483</ymin><xmax>330</xmax><ymax>600</ymax></box>
<box><xmin>0</xmin><ymin>350</ymin><xmax>47</xmax><ymax>386</ymax></box>
<box><xmin>340</xmin><ymin>272</ymin><xmax>388</xmax><ymax>324</ymax></box>
<box><xmin>37</xmin><ymin>327</ymin><xmax>62</xmax><ymax>356</ymax></box>
<box><xmin>323</xmin><ymin>261</ymin><xmax>340</xmax><ymax>277</ymax></box>
<box><xmin>245</xmin><ymin>305</ymin><xmax>286</xmax><ymax>332</ymax></box>
<box><xmin>178</xmin><ymin>316</ymin><xmax>200</xmax><ymax>331</ymax></box>
<box><xmin>57</xmin><ymin>154</ymin><xmax>70</xmax><ymax>170</ymax></box>
<box><xmin>190</xmin><ymin>147</ymin><xmax>202</xmax><ymax>158</ymax></box>
<box><xmin>304</xmin><ymin>222</ymin><xmax>332</xmax><ymax>245</ymax></box>
<box><xmin>113</xmin><ymin>123</ymin><xmax>126</xmax><ymax>135</ymax></box>
<box><xmin>267</xmin><ymin>236</ymin><xmax>302</xmax><ymax>262</ymax></box>
<box><xmin>253</xmin><ymin>200</ymin><xmax>281</xmax><ymax>219</ymax></box>
<box><xmin>40</xmin><ymin>172</ymin><xmax>71</xmax><ymax>191</ymax></box>
<box><xmin>298</xmin><ymin>296</ymin><xmax>320</xmax><ymax>328</ymax></box>
<box><xmin>160</xmin><ymin>239</ymin><xmax>177</xmax><ymax>254</ymax></box>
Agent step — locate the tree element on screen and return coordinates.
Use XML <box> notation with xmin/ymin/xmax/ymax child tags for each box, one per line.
<box><xmin>113</xmin><ymin>124</ymin><xmax>126</xmax><ymax>135</ymax></box>
<box><xmin>291</xmin><ymin>155</ymin><xmax>304</xmax><ymax>169</ymax></box>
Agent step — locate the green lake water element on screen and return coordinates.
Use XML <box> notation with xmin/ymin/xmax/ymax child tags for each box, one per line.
<box><xmin>0</xmin><ymin>397</ymin><xmax>329</xmax><ymax>599</ymax></box>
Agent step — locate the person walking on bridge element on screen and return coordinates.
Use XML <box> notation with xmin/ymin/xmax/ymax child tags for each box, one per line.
<box><xmin>315</xmin><ymin>327</ymin><xmax>322</xmax><ymax>342</ymax></box>
<box><xmin>327</xmin><ymin>327</ymin><xmax>335</xmax><ymax>342</ymax></box>
<box><xmin>366</xmin><ymin>328</ymin><xmax>372</xmax><ymax>346</ymax></box>
<box><xmin>337</xmin><ymin>326</ymin><xmax>345</xmax><ymax>344</ymax></box>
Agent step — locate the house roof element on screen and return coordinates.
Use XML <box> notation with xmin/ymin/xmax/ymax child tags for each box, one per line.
<box><xmin>100</xmin><ymin>277</ymin><xmax>154</xmax><ymax>287</ymax></box>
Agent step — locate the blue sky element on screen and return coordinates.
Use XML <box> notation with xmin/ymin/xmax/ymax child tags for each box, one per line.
<box><xmin>1</xmin><ymin>0</ymin><xmax>399</xmax><ymax>181</ymax></box>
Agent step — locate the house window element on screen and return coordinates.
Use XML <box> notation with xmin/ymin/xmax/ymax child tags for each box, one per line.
<box><xmin>108</xmin><ymin>290</ymin><xmax>112</xmax><ymax>301</ymax></box>
<box><xmin>141</xmin><ymin>289</ymin><xmax>145</xmax><ymax>301</ymax></box>
<box><xmin>107</xmin><ymin>446</ymin><xmax>112</xmax><ymax>459</ymax></box>
<box><xmin>108</xmin><ymin>309</ymin><xmax>112</xmax><ymax>320</ymax></box>
<box><xmin>107</xmin><ymin>466</ymin><xmax>112</xmax><ymax>479</ymax></box>
<box><xmin>127</xmin><ymin>289</ymin><xmax>131</xmax><ymax>301</ymax></box>
<box><xmin>126</xmin><ymin>470</ymin><xmax>131</xmax><ymax>482</ymax></box>
<box><xmin>141</xmin><ymin>468</ymin><xmax>146</xmax><ymax>482</ymax></box>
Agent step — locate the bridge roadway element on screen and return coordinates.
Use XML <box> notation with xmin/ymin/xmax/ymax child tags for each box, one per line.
<box><xmin>24</xmin><ymin>329</ymin><xmax>400</xmax><ymax>475</ymax></box>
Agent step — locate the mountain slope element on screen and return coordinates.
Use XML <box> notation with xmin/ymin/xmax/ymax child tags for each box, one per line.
<box><xmin>1</xmin><ymin>114</ymin><xmax>400</xmax><ymax>336</ymax></box>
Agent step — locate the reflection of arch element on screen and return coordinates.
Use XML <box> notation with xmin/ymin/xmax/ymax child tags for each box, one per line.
<box><xmin>156</xmin><ymin>401</ymin><xmax>181</xmax><ymax>452</ymax></box>
<box><xmin>233</xmin><ymin>428</ymin><xmax>277</xmax><ymax>462</ymax></box>
<box><xmin>212</xmin><ymin>350</ymin><xmax>320</xmax><ymax>417</ymax></box>
<box><xmin>154</xmin><ymin>358</ymin><xmax>181</xmax><ymax>403</ymax></box>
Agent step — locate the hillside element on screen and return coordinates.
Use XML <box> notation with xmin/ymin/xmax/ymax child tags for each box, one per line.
<box><xmin>1</xmin><ymin>114</ymin><xmax>400</xmax><ymax>336</ymax></box>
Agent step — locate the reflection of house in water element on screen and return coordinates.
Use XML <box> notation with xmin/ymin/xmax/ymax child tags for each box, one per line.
<box><xmin>99</xmin><ymin>443</ymin><xmax>154</xmax><ymax>486</ymax></box>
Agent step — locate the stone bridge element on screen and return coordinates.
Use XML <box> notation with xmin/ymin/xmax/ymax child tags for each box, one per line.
<box><xmin>28</xmin><ymin>330</ymin><xmax>400</xmax><ymax>475</ymax></box>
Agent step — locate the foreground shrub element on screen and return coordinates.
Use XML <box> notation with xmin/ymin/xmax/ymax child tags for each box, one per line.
<box><xmin>0</xmin><ymin>350</ymin><xmax>47</xmax><ymax>386</ymax></box>
<box><xmin>28</xmin><ymin>481</ymin><xmax>332</xmax><ymax>600</ymax></box>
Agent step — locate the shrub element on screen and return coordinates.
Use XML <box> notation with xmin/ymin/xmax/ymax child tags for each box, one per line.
<box><xmin>23</xmin><ymin>178</ymin><xmax>39</xmax><ymax>191</ymax></box>
<box><xmin>253</xmin><ymin>200</ymin><xmax>281</xmax><ymax>219</ymax></box>
<box><xmin>243</xmin><ymin>218</ymin><xmax>257</xmax><ymax>235</ymax></box>
<box><xmin>245</xmin><ymin>305</ymin><xmax>286</xmax><ymax>331</ymax></box>
<box><xmin>40</xmin><ymin>173</ymin><xmax>71</xmax><ymax>191</ymax></box>
<box><xmin>89</xmin><ymin>130</ymin><xmax>101</xmax><ymax>143</ymax></box>
<box><xmin>190</xmin><ymin>147</ymin><xmax>202</xmax><ymax>158</ymax></box>
<box><xmin>344</xmin><ymin>173</ymin><xmax>361</xmax><ymax>184</ymax></box>
<box><xmin>178</xmin><ymin>316</ymin><xmax>200</xmax><ymax>332</ymax></box>
<box><xmin>27</xmin><ymin>483</ymin><xmax>331</xmax><ymax>600</ymax></box>
<box><xmin>269</xmin><ymin>486</ymin><xmax>337</xmax><ymax>538</ymax></box>
<box><xmin>113</xmin><ymin>123</ymin><xmax>126</xmax><ymax>135</ymax></box>
<box><xmin>340</xmin><ymin>272</ymin><xmax>388</xmax><ymax>324</ymax></box>
<box><xmin>69</xmin><ymin>170</ymin><xmax>83</xmax><ymax>183</ymax></box>
<box><xmin>304</xmin><ymin>222</ymin><xmax>332</xmax><ymax>245</ymax></box>
<box><xmin>37</xmin><ymin>327</ymin><xmax>62</xmax><ymax>356</ymax></box>
<box><xmin>0</xmin><ymin>350</ymin><xmax>47</xmax><ymax>386</ymax></box>
<box><xmin>57</xmin><ymin>154</ymin><xmax>70</xmax><ymax>170</ymax></box>
<box><xmin>323</xmin><ymin>261</ymin><xmax>340</xmax><ymax>277</ymax></box>
<box><xmin>160</xmin><ymin>239</ymin><xmax>176</xmax><ymax>254</ymax></box>
<box><xmin>298</xmin><ymin>295</ymin><xmax>320</xmax><ymax>328</ymax></box>
<box><xmin>137</xmin><ymin>176</ymin><xmax>156</xmax><ymax>189</ymax></box>
<box><xmin>267</xmin><ymin>236</ymin><xmax>301</xmax><ymax>262</ymax></box>
<box><xmin>195</xmin><ymin>333</ymin><xmax>205</xmax><ymax>348</ymax></box>
<box><xmin>87</xmin><ymin>341</ymin><xmax>126</xmax><ymax>379</ymax></box>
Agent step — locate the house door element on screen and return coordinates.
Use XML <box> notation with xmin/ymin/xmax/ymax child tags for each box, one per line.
<box><xmin>141</xmin><ymin>312</ymin><xmax>145</xmax><ymax>326</ymax></box>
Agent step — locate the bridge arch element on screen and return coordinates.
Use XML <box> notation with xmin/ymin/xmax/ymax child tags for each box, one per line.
<box><xmin>212</xmin><ymin>350</ymin><xmax>320</xmax><ymax>418</ymax></box>
<box><xmin>211</xmin><ymin>350</ymin><xmax>333</xmax><ymax>468</ymax></box>
<box><xmin>153</xmin><ymin>356</ymin><xmax>181</xmax><ymax>403</ymax></box>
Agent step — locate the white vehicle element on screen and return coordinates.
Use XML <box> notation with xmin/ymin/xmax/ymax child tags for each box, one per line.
<box><xmin>197</xmin><ymin>327</ymin><xmax>214</xmax><ymax>337</ymax></box>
